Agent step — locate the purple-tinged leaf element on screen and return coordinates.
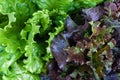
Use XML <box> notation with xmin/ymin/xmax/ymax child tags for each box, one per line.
<box><xmin>82</xmin><ymin>6</ymin><xmax>104</xmax><ymax>21</ymax></box>
<box><xmin>104</xmin><ymin>71</ymin><xmax>119</xmax><ymax>80</ymax></box>
<box><xmin>65</xmin><ymin>16</ymin><xmax>78</xmax><ymax>32</ymax></box>
<box><xmin>65</xmin><ymin>47</ymin><xmax>85</xmax><ymax>65</ymax></box>
<box><xmin>51</xmin><ymin>34</ymin><xmax>69</xmax><ymax>70</ymax></box>
<box><xmin>48</xmin><ymin>61</ymin><xmax>60</xmax><ymax>80</ymax></box>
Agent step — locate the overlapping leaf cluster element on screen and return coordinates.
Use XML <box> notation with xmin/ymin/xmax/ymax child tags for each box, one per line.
<box><xmin>0</xmin><ymin>0</ymin><xmax>105</xmax><ymax>80</ymax></box>
<box><xmin>0</xmin><ymin>1</ymin><xmax>68</xmax><ymax>80</ymax></box>
<box><xmin>50</xmin><ymin>0</ymin><xmax>120</xmax><ymax>80</ymax></box>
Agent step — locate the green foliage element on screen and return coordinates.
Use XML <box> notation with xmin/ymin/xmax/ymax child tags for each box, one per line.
<box><xmin>32</xmin><ymin>0</ymin><xmax>104</xmax><ymax>12</ymax></box>
<box><xmin>2</xmin><ymin>62</ymin><xmax>39</xmax><ymax>80</ymax></box>
<box><xmin>32</xmin><ymin>0</ymin><xmax>73</xmax><ymax>11</ymax></box>
<box><xmin>74</xmin><ymin>0</ymin><xmax>103</xmax><ymax>8</ymax></box>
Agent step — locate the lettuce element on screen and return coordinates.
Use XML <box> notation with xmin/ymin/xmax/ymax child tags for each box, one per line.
<box><xmin>0</xmin><ymin>0</ymin><xmax>35</xmax><ymax>74</ymax></box>
<box><xmin>45</xmin><ymin>10</ymin><xmax>67</xmax><ymax>61</ymax></box>
<box><xmin>32</xmin><ymin>0</ymin><xmax>73</xmax><ymax>11</ymax></box>
<box><xmin>73</xmin><ymin>0</ymin><xmax>103</xmax><ymax>8</ymax></box>
<box><xmin>2</xmin><ymin>62</ymin><xmax>39</xmax><ymax>80</ymax></box>
<box><xmin>49</xmin><ymin>0</ymin><xmax>120</xmax><ymax>79</ymax></box>
<box><xmin>0</xmin><ymin>0</ymin><xmax>41</xmax><ymax>79</ymax></box>
<box><xmin>21</xmin><ymin>10</ymin><xmax>52</xmax><ymax>74</ymax></box>
<box><xmin>32</xmin><ymin>0</ymin><xmax>104</xmax><ymax>12</ymax></box>
<box><xmin>0</xmin><ymin>0</ymin><xmax>108</xmax><ymax>80</ymax></box>
<box><xmin>0</xmin><ymin>0</ymin><xmax>68</xmax><ymax>79</ymax></box>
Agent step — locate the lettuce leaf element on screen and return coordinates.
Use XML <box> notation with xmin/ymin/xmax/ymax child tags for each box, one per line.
<box><xmin>45</xmin><ymin>10</ymin><xmax>67</xmax><ymax>61</ymax></box>
<box><xmin>32</xmin><ymin>0</ymin><xmax>104</xmax><ymax>13</ymax></box>
<box><xmin>0</xmin><ymin>0</ymin><xmax>36</xmax><ymax>26</ymax></box>
<box><xmin>20</xmin><ymin>10</ymin><xmax>51</xmax><ymax>74</ymax></box>
<box><xmin>32</xmin><ymin>0</ymin><xmax>73</xmax><ymax>11</ymax></box>
<box><xmin>21</xmin><ymin>9</ymin><xmax>67</xmax><ymax>73</ymax></box>
<box><xmin>74</xmin><ymin>0</ymin><xmax>103</xmax><ymax>8</ymax></box>
<box><xmin>2</xmin><ymin>62</ymin><xmax>39</xmax><ymax>80</ymax></box>
<box><xmin>45</xmin><ymin>21</ymin><xmax>65</xmax><ymax>61</ymax></box>
<box><xmin>0</xmin><ymin>0</ymin><xmax>108</xmax><ymax>80</ymax></box>
<box><xmin>0</xmin><ymin>0</ymin><xmax>41</xmax><ymax>79</ymax></box>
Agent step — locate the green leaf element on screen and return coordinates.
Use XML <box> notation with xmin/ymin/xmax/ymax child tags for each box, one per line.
<box><xmin>74</xmin><ymin>0</ymin><xmax>103</xmax><ymax>8</ymax></box>
<box><xmin>2</xmin><ymin>62</ymin><xmax>39</xmax><ymax>80</ymax></box>
<box><xmin>32</xmin><ymin>0</ymin><xmax>73</xmax><ymax>12</ymax></box>
<box><xmin>23</xmin><ymin>43</ymin><xmax>44</xmax><ymax>74</ymax></box>
<box><xmin>0</xmin><ymin>48</ymin><xmax>23</xmax><ymax>74</ymax></box>
<box><xmin>45</xmin><ymin>21</ymin><xmax>65</xmax><ymax>61</ymax></box>
<box><xmin>0</xmin><ymin>0</ymin><xmax>38</xmax><ymax>77</ymax></box>
<box><xmin>0</xmin><ymin>0</ymin><xmax>36</xmax><ymax>26</ymax></box>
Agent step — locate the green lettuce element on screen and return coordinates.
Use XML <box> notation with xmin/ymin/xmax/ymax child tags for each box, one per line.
<box><xmin>73</xmin><ymin>0</ymin><xmax>103</xmax><ymax>8</ymax></box>
<box><xmin>0</xmin><ymin>0</ymin><xmax>36</xmax><ymax>26</ymax></box>
<box><xmin>0</xmin><ymin>3</ymin><xmax>67</xmax><ymax>80</ymax></box>
<box><xmin>32</xmin><ymin>0</ymin><xmax>73</xmax><ymax>12</ymax></box>
<box><xmin>32</xmin><ymin>0</ymin><xmax>104</xmax><ymax>12</ymax></box>
<box><xmin>0</xmin><ymin>0</ymin><xmax>39</xmax><ymax>79</ymax></box>
<box><xmin>21</xmin><ymin>10</ymin><xmax>52</xmax><ymax>74</ymax></box>
<box><xmin>2</xmin><ymin>62</ymin><xmax>39</xmax><ymax>80</ymax></box>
